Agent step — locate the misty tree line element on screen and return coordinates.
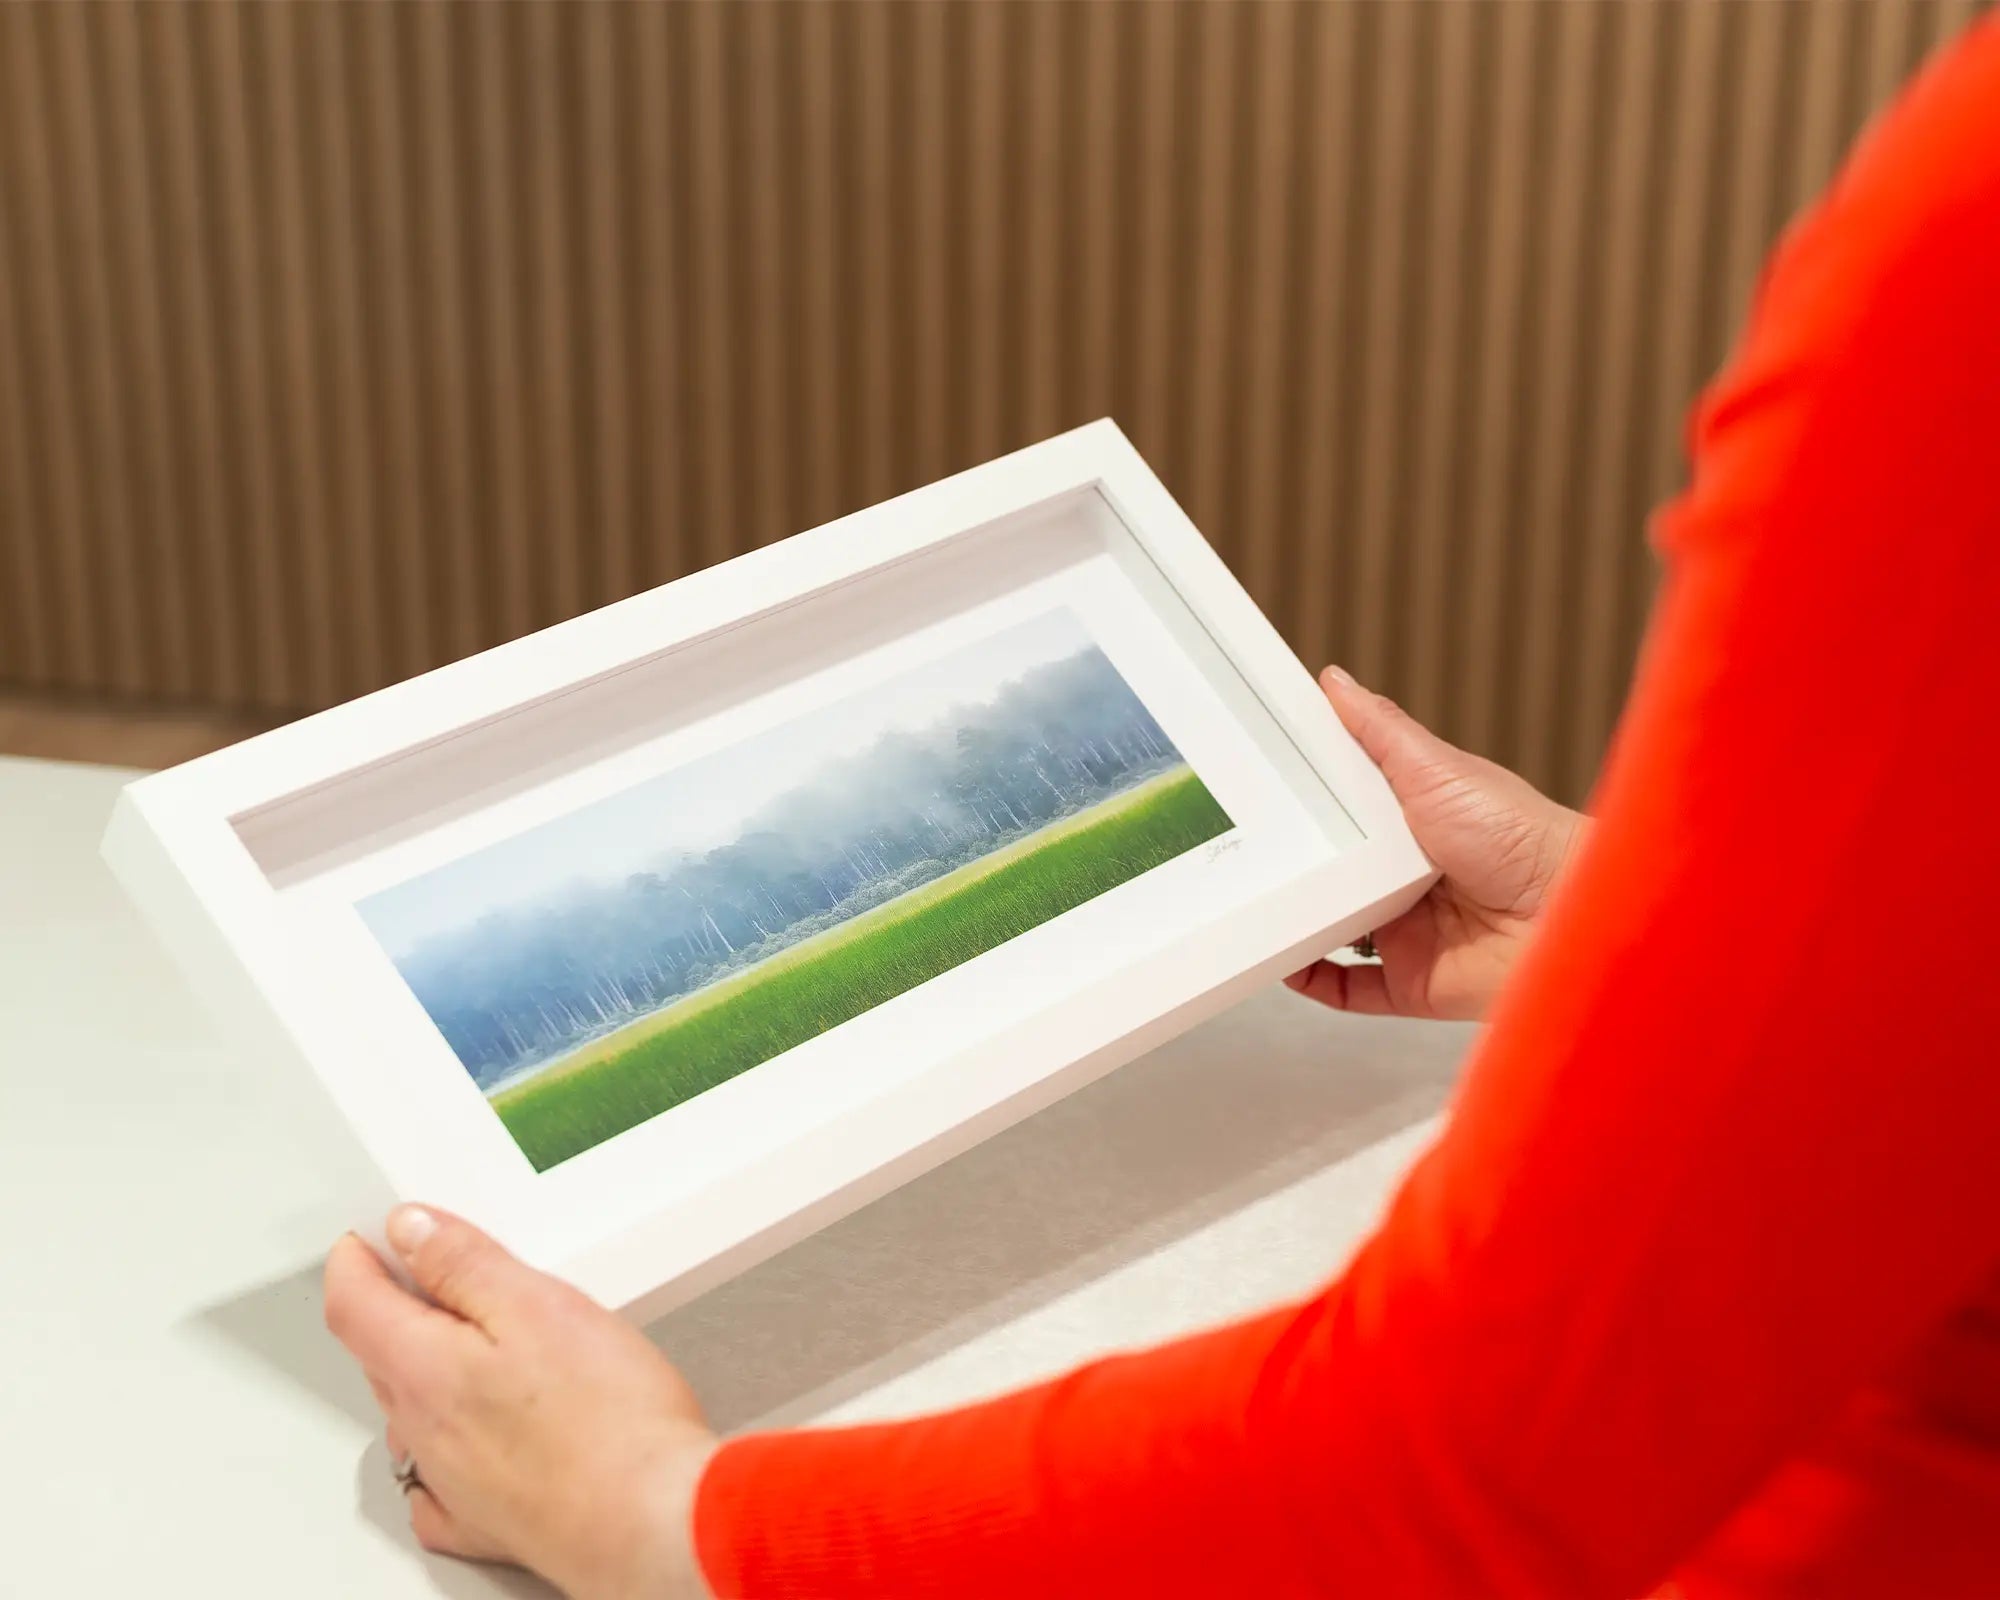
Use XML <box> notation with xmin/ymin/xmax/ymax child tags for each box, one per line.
<box><xmin>401</xmin><ymin>645</ymin><xmax>1187</xmax><ymax>1087</ymax></box>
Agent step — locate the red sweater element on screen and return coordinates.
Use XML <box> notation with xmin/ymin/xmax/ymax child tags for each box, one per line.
<box><xmin>695</xmin><ymin>23</ymin><xmax>2000</xmax><ymax>1597</ymax></box>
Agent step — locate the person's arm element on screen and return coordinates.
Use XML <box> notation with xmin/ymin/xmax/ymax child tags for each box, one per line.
<box><xmin>692</xmin><ymin>24</ymin><xmax>2000</xmax><ymax>1597</ymax></box>
<box><xmin>318</xmin><ymin>22</ymin><xmax>2000</xmax><ymax>1598</ymax></box>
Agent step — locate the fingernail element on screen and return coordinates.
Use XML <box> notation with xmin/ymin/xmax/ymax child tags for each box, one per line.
<box><xmin>387</xmin><ymin>1205</ymin><xmax>437</xmax><ymax>1258</ymax></box>
<box><xmin>1321</xmin><ymin>664</ymin><xmax>1355</xmax><ymax>690</ymax></box>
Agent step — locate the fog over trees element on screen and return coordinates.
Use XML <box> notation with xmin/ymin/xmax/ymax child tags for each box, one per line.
<box><xmin>392</xmin><ymin>645</ymin><xmax>1189</xmax><ymax>1089</ymax></box>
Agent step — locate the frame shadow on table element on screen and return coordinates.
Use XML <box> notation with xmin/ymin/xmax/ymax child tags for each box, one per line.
<box><xmin>197</xmin><ymin>991</ymin><xmax>1465</xmax><ymax>1447</ymax></box>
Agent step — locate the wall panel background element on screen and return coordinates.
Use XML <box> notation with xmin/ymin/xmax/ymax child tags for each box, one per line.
<box><xmin>0</xmin><ymin>0</ymin><xmax>1980</xmax><ymax>799</ymax></box>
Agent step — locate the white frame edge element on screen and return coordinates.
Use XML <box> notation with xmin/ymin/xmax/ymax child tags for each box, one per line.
<box><xmin>101</xmin><ymin>420</ymin><xmax>1436</xmax><ymax>1314</ymax></box>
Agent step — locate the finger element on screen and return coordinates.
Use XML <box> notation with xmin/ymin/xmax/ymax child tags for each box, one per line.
<box><xmin>324</xmin><ymin>1232</ymin><xmax>461</xmax><ymax>1377</ymax></box>
<box><xmin>1285</xmin><ymin>957</ymin><xmax>1397</xmax><ymax>1016</ymax></box>
<box><xmin>1318</xmin><ymin>665</ymin><xmax>1461</xmax><ymax>801</ymax></box>
<box><xmin>407</xmin><ymin>1485</ymin><xmax>511</xmax><ymax>1564</ymax></box>
<box><xmin>386</xmin><ymin>1423</ymin><xmax>406</xmax><ymax>1465</ymax></box>
<box><xmin>385</xmin><ymin>1204</ymin><xmax>550</xmax><ymax>1334</ymax></box>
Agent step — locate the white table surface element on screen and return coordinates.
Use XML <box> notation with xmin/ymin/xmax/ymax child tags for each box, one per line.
<box><xmin>0</xmin><ymin>754</ymin><xmax>1472</xmax><ymax>1598</ymax></box>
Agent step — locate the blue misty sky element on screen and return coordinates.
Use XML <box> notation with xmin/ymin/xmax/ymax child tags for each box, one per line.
<box><xmin>360</xmin><ymin>607</ymin><xmax>1096</xmax><ymax>958</ymax></box>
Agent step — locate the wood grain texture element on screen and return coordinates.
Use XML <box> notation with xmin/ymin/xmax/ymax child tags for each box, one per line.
<box><xmin>0</xmin><ymin>0</ymin><xmax>1979</xmax><ymax>800</ymax></box>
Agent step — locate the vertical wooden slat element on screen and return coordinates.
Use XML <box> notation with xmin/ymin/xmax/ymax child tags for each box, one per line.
<box><xmin>1629</xmin><ymin>0</ymin><xmax>1726</xmax><ymax>680</ymax></box>
<box><xmin>1233</xmin><ymin>0</ymin><xmax>1304</xmax><ymax>615</ymax></box>
<box><xmin>1066</xmin><ymin>1</ymin><xmax>1117</xmax><ymax>431</ymax></box>
<box><xmin>0</xmin><ymin>186</ymin><xmax>45</xmax><ymax>681</ymax></box>
<box><xmin>680</xmin><ymin>1</ymin><xmax>738</xmax><ymax>572</ymax></box>
<box><xmin>348</xmin><ymin>5</ymin><xmax>429</xmax><ymax>685</ymax></box>
<box><xmin>904</xmin><ymin>0</ymin><xmax>953</xmax><ymax>491</ymax></box>
<box><xmin>251</xmin><ymin>2</ymin><xmax>342</xmax><ymax>706</ymax></box>
<box><xmin>192</xmin><ymin>3</ymin><xmax>295</xmax><ymax>702</ymax></box>
<box><xmin>934</xmin><ymin>4</ymin><xmax>975</xmax><ymax>476</ymax></box>
<box><xmin>1175</xmin><ymin>0</ymin><xmax>1243</xmax><ymax>545</ymax></box>
<box><xmin>1017</xmin><ymin>0</ymin><xmax>1067</xmax><ymax>451</ymax></box>
<box><xmin>0</xmin><ymin>7</ymin><xmax>53</xmax><ymax>685</ymax></box>
<box><xmin>134</xmin><ymin>4</ymin><xmax>245</xmax><ymax>700</ymax></box>
<box><xmin>42</xmin><ymin>4</ymin><xmax>151</xmax><ymax>696</ymax></box>
<box><xmin>846</xmin><ymin>2</ymin><xmax>899</xmax><ymax>513</ymax></box>
<box><xmin>1567</xmin><ymin>1</ymin><xmax>1667</xmax><ymax>800</ymax></box>
<box><xmin>1345</xmin><ymin>0</ymin><xmax>1421</xmax><ymax>687</ymax></box>
<box><xmin>1322</xmin><ymin>0</ymin><xmax>1383</xmax><ymax>676</ymax></box>
<box><xmin>1451</xmin><ymin>1</ymin><xmax>1541</xmax><ymax>756</ymax></box>
<box><xmin>1511</xmin><ymin>2</ymin><xmax>1603</xmax><ymax>784</ymax></box>
<box><xmin>959</xmin><ymin>1</ymin><xmax>1011</xmax><ymax>470</ymax></box>
<box><xmin>406</xmin><ymin>4</ymin><xmax>483</xmax><ymax>660</ymax></box>
<box><xmin>1402</xmin><ymin>1</ymin><xmax>1480</xmax><ymax>728</ymax></box>
<box><xmin>1791</xmin><ymin>0</ymin><xmax>1856</xmax><ymax>210</ymax></box>
<box><xmin>579</xmin><ymin>3</ymin><xmax>636</xmax><ymax>603</ymax></box>
<box><xmin>1284</xmin><ymin>1</ymin><xmax>1362</xmax><ymax>670</ymax></box>
<box><xmin>1714</xmin><ymin>2</ymin><xmax>1790</xmax><ymax>359</ymax></box>
<box><xmin>791</xmin><ymin>1</ymin><xmax>844</xmax><ymax>530</ymax></box>
<box><xmin>629</xmin><ymin>0</ymin><xmax>689</xmax><ymax>586</ymax></box>
<box><xmin>93</xmin><ymin>3</ymin><xmax>196</xmax><ymax>699</ymax></box>
<box><xmin>880</xmin><ymin>13</ymin><xmax>921</xmax><ymax>498</ymax></box>
<box><xmin>731</xmin><ymin>0</ymin><xmax>793</xmax><ymax>545</ymax></box>
<box><xmin>1119</xmin><ymin>1</ymin><xmax>1182</xmax><ymax>482</ymax></box>
<box><xmin>297</xmin><ymin>3</ymin><xmax>385</xmax><ymax>704</ymax></box>
<box><xmin>520</xmin><ymin>1</ymin><xmax>584</xmax><ymax>622</ymax></box>
<box><xmin>463</xmin><ymin>4</ymin><xmax>534</xmax><ymax>643</ymax></box>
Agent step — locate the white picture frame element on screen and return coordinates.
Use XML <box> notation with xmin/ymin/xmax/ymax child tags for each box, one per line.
<box><xmin>101</xmin><ymin>420</ymin><xmax>1435</xmax><ymax>1322</ymax></box>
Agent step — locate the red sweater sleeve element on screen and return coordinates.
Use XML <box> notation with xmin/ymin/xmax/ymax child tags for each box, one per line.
<box><xmin>694</xmin><ymin>24</ymin><xmax>2000</xmax><ymax>1598</ymax></box>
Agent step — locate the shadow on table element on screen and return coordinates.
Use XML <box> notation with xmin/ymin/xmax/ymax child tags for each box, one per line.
<box><xmin>656</xmin><ymin>996</ymin><xmax>1463</xmax><ymax>1431</ymax></box>
<box><xmin>194</xmin><ymin>994</ymin><xmax>1464</xmax><ymax>1440</ymax></box>
<box><xmin>197</xmin><ymin>1258</ymin><xmax>380</xmax><ymax>1429</ymax></box>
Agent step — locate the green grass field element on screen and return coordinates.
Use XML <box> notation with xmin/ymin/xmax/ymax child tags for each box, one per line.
<box><xmin>489</xmin><ymin>765</ymin><xmax>1232</xmax><ymax>1171</ymax></box>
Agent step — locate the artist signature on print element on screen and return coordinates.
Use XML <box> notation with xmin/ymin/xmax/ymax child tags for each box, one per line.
<box><xmin>1204</xmin><ymin>834</ymin><xmax>1244</xmax><ymax>865</ymax></box>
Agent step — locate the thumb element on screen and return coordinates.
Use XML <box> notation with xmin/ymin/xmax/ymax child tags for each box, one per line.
<box><xmin>1318</xmin><ymin>665</ymin><xmax>1461</xmax><ymax>802</ymax></box>
<box><xmin>385</xmin><ymin>1203</ymin><xmax>543</xmax><ymax>1331</ymax></box>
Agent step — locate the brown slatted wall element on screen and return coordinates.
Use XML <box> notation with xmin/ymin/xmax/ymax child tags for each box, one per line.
<box><xmin>0</xmin><ymin>0</ymin><xmax>1981</xmax><ymax>801</ymax></box>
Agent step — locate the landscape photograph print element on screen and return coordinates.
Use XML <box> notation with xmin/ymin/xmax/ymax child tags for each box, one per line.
<box><xmin>359</xmin><ymin>608</ymin><xmax>1234</xmax><ymax>1172</ymax></box>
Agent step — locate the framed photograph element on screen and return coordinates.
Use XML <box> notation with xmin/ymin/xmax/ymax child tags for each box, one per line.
<box><xmin>102</xmin><ymin>421</ymin><xmax>1434</xmax><ymax>1319</ymax></box>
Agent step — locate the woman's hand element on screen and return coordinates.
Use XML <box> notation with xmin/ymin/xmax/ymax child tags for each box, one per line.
<box><xmin>1288</xmin><ymin>666</ymin><xmax>1588</xmax><ymax>1022</ymax></box>
<box><xmin>323</xmin><ymin>1205</ymin><xmax>717</xmax><ymax>1600</ymax></box>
